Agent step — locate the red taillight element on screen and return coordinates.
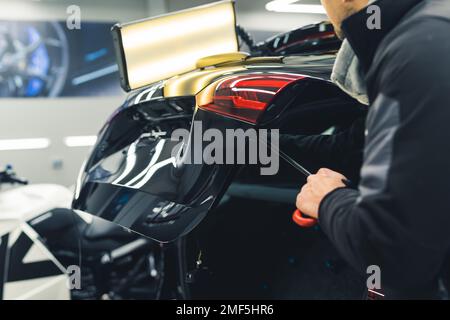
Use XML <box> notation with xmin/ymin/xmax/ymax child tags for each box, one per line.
<box><xmin>198</xmin><ymin>73</ymin><xmax>305</xmax><ymax>124</ymax></box>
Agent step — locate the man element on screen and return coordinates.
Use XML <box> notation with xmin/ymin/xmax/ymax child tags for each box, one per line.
<box><xmin>295</xmin><ymin>0</ymin><xmax>450</xmax><ymax>298</ymax></box>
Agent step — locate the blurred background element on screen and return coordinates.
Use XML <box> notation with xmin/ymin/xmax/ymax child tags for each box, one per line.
<box><xmin>0</xmin><ymin>0</ymin><xmax>326</xmax><ymax>187</ymax></box>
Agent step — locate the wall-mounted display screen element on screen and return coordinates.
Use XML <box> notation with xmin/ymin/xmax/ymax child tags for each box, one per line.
<box><xmin>0</xmin><ymin>20</ymin><xmax>122</xmax><ymax>97</ymax></box>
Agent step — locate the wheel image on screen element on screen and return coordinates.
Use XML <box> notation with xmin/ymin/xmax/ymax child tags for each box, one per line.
<box><xmin>0</xmin><ymin>21</ymin><xmax>69</xmax><ymax>97</ymax></box>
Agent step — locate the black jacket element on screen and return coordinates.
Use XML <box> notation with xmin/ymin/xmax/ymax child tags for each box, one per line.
<box><xmin>317</xmin><ymin>0</ymin><xmax>450</xmax><ymax>298</ymax></box>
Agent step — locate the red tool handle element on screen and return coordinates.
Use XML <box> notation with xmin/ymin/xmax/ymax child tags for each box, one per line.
<box><xmin>292</xmin><ymin>209</ymin><xmax>317</xmax><ymax>228</ymax></box>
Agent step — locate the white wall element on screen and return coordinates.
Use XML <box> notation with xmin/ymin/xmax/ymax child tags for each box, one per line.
<box><xmin>0</xmin><ymin>0</ymin><xmax>149</xmax><ymax>22</ymax></box>
<box><xmin>0</xmin><ymin>98</ymin><xmax>121</xmax><ymax>186</ymax></box>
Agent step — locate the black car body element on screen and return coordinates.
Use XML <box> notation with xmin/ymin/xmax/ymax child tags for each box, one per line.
<box><xmin>72</xmin><ymin>20</ymin><xmax>365</xmax><ymax>243</ymax></box>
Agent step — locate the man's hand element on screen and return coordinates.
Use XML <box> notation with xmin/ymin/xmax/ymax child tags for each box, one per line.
<box><xmin>296</xmin><ymin>168</ymin><xmax>347</xmax><ymax>219</ymax></box>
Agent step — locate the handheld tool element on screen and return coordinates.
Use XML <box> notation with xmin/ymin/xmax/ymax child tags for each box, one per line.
<box><xmin>276</xmin><ymin>148</ymin><xmax>318</xmax><ymax>228</ymax></box>
<box><xmin>264</xmin><ymin>137</ymin><xmax>353</xmax><ymax>228</ymax></box>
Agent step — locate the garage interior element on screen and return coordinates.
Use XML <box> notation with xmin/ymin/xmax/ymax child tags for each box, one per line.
<box><xmin>0</xmin><ymin>0</ymin><xmax>387</xmax><ymax>301</ymax></box>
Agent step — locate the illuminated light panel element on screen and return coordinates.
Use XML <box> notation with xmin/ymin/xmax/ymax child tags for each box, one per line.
<box><xmin>0</xmin><ymin>138</ymin><xmax>50</xmax><ymax>151</ymax></box>
<box><xmin>116</xmin><ymin>0</ymin><xmax>238</xmax><ymax>90</ymax></box>
<box><xmin>266</xmin><ymin>0</ymin><xmax>326</xmax><ymax>14</ymax></box>
<box><xmin>64</xmin><ymin>136</ymin><xmax>97</xmax><ymax>147</ymax></box>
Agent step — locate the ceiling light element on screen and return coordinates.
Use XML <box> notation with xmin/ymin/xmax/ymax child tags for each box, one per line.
<box><xmin>64</xmin><ymin>136</ymin><xmax>97</xmax><ymax>147</ymax></box>
<box><xmin>0</xmin><ymin>138</ymin><xmax>50</xmax><ymax>151</ymax></box>
<box><xmin>266</xmin><ymin>0</ymin><xmax>326</xmax><ymax>14</ymax></box>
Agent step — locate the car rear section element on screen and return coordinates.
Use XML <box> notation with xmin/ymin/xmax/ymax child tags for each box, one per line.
<box><xmin>72</xmin><ymin>54</ymin><xmax>365</xmax><ymax>243</ymax></box>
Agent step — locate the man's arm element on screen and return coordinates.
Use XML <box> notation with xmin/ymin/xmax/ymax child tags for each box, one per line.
<box><xmin>280</xmin><ymin>116</ymin><xmax>366</xmax><ymax>182</ymax></box>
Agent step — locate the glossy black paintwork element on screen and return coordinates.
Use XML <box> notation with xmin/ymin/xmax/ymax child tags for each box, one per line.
<box><xmin>259</xmin><ymin>22</ymin><xmax>341</xmax><ymax>56</ymax></box>
<box><xmin>74</xmin><ymin>103</ymin><xmax>245</xmax><ymax>242</ymax></box>
<box><xmin>72</xmin><ymin>55</ymin><xmax>361</xmax><ymax>243</ymax></box>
